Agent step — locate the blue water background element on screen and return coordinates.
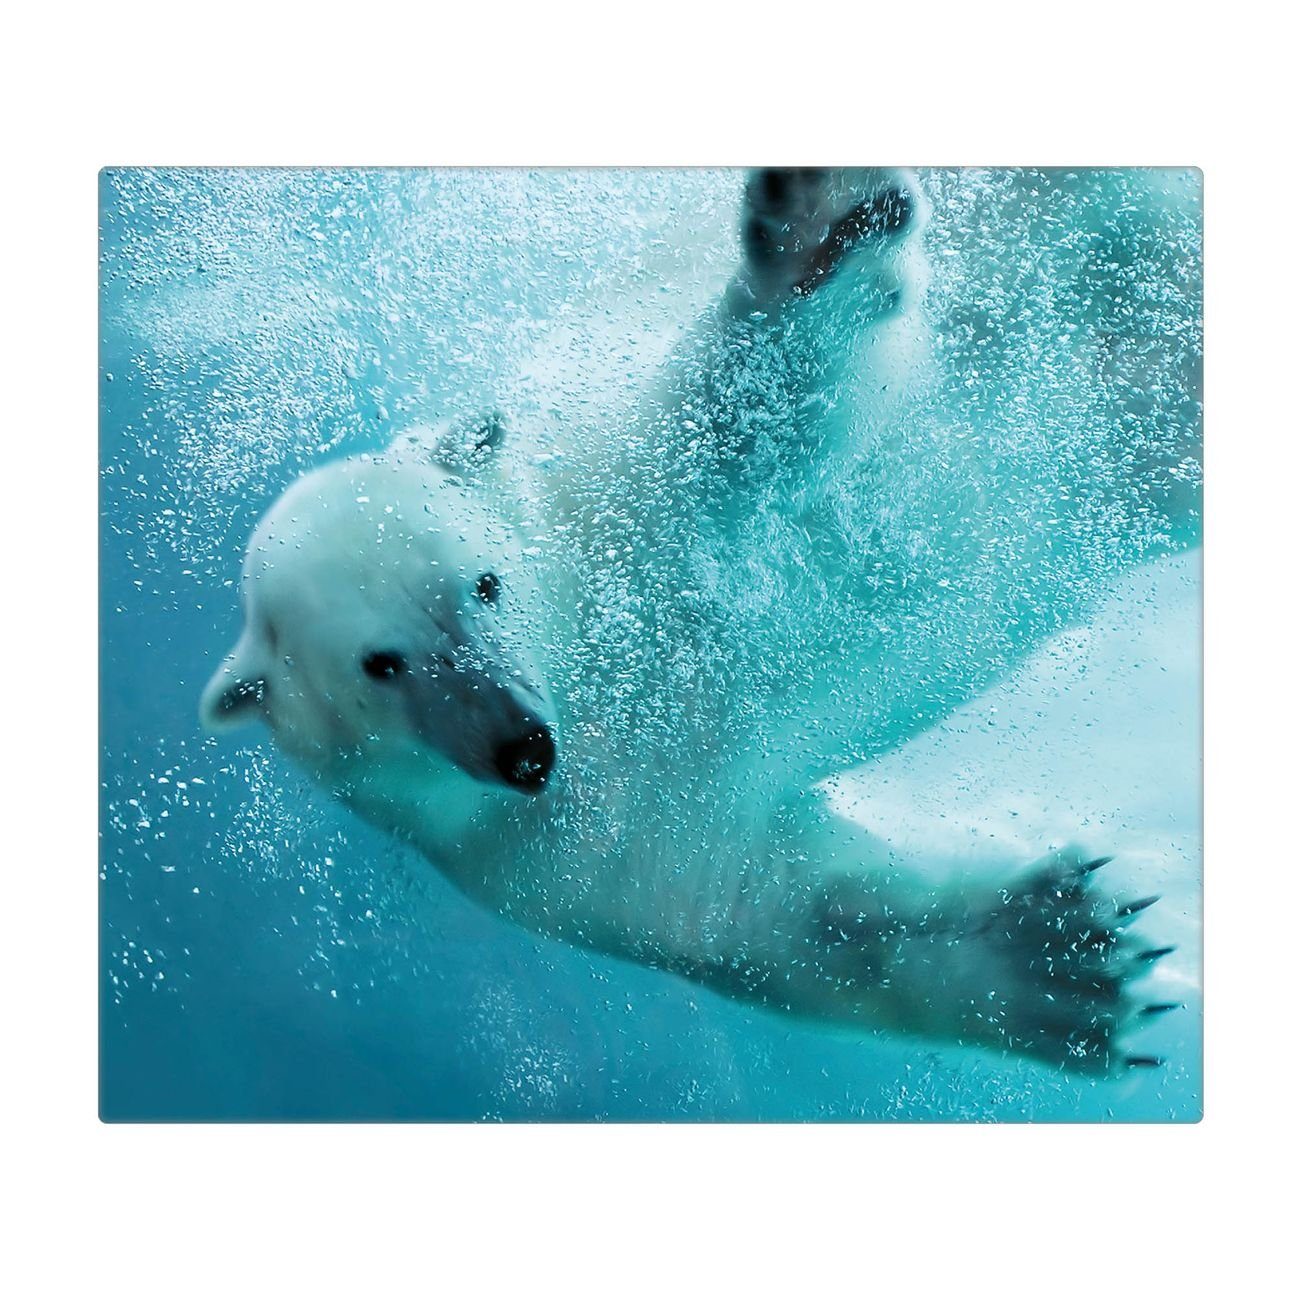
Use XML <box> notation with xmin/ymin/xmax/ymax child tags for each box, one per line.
<box><xmin>99</xmin><ymin>169</ymin><xmax>1201</xmax><ymax>1121</ymax></box>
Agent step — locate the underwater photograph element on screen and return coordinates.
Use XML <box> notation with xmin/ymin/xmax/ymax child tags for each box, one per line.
<box><xmin>98</xmin><ymin>166</ymin><xmax>1202</xmax><ymax>1122</ymax></box>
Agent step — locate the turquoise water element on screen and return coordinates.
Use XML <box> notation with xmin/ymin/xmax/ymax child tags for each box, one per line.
<box><xmin>99</xmin><ymin>169</ymin><xmax>1201</xmax><ymax>1121</ymax></box>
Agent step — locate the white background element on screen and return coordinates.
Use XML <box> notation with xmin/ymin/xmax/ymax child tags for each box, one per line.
<box><xmin>2</xmin><ymin>1</ymin><xmax>1296</xmax><ymax>1295</ymax></box>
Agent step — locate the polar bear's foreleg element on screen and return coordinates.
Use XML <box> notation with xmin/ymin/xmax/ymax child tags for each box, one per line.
<box><xmin>658</xmin><ymin>168</ymin><xmax>928</xmax><ymax>482</ymax></box>
<box><xmin>800</xmin><ymin>847</ymin><xmax>1176</xmax><ymax>1074</ymax></box>
<box><xmin>709</xmin><ymin>829</ymin><xmax>1177</xmax><ymax>1075</ymax></box>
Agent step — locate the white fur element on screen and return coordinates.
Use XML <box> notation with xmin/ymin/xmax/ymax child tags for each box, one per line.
<box><xmin>203</xmin><ymin>170</ymin><xmax>1197</xmax><ymax>1073</ymax></box>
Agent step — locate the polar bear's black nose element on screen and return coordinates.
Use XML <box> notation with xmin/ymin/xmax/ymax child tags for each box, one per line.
<box><xmin>493</xmin><ymin>727</ymin><xmax>556</xmax><ymax>793</ymax></box>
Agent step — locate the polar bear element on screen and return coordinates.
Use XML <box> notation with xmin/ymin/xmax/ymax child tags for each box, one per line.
<box><xmin>202</xmin><ymin>168</ymin><xmax>1196</xmax><ymax>1074</ymax></box>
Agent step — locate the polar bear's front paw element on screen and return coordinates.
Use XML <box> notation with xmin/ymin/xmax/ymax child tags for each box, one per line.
<box><xmin>738</xmin><ymin>167</ymin><xmax>917</xmax><ymax>304</ymax></box>
<box><xmin>971</xmin><ymin>849</ymin><xmax>1178</xmax><ymax>1075</ymax></box>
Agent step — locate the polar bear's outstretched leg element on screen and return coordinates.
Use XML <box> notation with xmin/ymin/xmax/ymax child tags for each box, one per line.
<box><xmin>658</xmin><ymin>168</ymin><xmax>928</xmax><ymax>483</ymax></box>
<box><xmin>703</xmin><ymin>834</ymin><xmax>1177</xmax><ymax>1075</ymax></box>
<box><xmin>802</xmin><ymin>847</ymin><xmax>1177</xmax><ymax>1074</ymax></box>
<box><xmin>727</xmin><ymin>167</ymin><xmax>924</xmax><ymax>317</ymax></box>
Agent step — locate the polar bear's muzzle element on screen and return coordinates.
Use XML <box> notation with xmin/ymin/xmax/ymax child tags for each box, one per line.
<box><xmin>402</xmin><ymin>654</ymin><xmax>558</xmax><ymax>794</ymax></box>
<box><xmin>493</xmin><ymin>725</ymin><xmax>556</xmax><ymax>793</ymax></box>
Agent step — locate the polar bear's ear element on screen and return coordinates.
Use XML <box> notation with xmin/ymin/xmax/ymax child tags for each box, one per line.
<box><xmin>199</xmin><ymin>633</ymin><xmax>270</xmax><ymax>733</ymax></box>
<box><xmin>393</xmin><ymin>411</ymin><xmax>507</xmax><ymax>476</ymax></box>
<box><xmin>461</xmin><ymin>410</ymin><xmax>506</xmax><ymax>456</ymax></box>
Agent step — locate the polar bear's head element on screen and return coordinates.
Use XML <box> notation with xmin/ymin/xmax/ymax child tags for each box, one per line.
<box><xmin>200</xmin><ymin>417</ymin><xmax>558</xmax><ymax>798</ymax></box>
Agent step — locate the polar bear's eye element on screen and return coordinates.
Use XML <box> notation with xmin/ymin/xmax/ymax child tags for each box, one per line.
<box><xmin>475</xmin><ymin>572</ymin><xmax>501</xmax><ymax>605</ymax></box>
<box><xmin>361</xmin><ymin>649</ymin><xmax>408</xmax><ymax>681</ymax></box>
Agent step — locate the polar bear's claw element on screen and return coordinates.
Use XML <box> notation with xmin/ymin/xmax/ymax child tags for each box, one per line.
<box><xmin>1138</xmin><ymin>946</ymin><xmax>1177</xmax><ymax>964</ymax></box>
<box><xmin>1117</xmin><ymin>894</ymin><xmax>1161</xmax><ymax>918</ymax></box>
